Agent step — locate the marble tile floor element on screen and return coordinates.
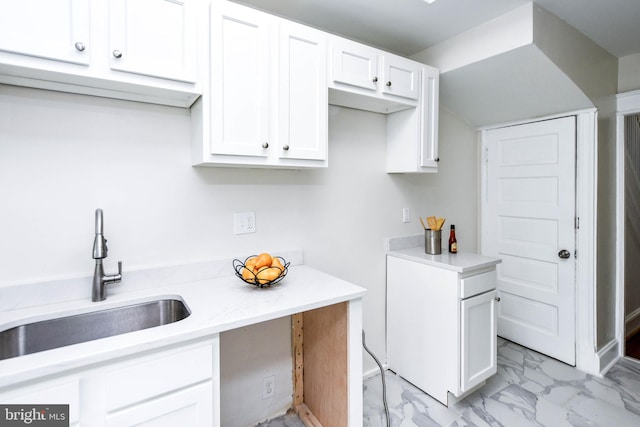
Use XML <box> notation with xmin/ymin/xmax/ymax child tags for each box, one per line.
<box><xmin>260</xmin><ymin>338</ymin><xmax>640</xmax><ymax>426</ymax></box>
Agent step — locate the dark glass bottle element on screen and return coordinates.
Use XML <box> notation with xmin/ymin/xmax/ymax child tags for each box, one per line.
<box><xmin>449</xmin><ymin>225</ymin><xmax>457</xmax><ymax>254</ymax></box>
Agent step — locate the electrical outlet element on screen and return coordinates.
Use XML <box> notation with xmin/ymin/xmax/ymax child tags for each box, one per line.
<box><xmin>402</xmin><ymin>207</ymin><xmax>411</xmax><ymax>223</ymax></box>
<box><xmin>234</xmin><ymin>211</ymin><xmax>256</xmax><ymax>234</ymax></box>
<box><xmin>262</xmin><ymin>375</ymin><xmax>275</xmax><ymax>400</ymax></box>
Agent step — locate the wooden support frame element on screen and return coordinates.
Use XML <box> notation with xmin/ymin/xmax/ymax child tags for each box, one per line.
<box><xmin>292</xmin><ymin>302</ymin><xmax>349</xmax><ymax>427</ymax></box>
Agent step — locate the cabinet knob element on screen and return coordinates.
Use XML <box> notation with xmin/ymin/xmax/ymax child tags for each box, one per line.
<box><xmin>74</xmin><ymin>42</ymin><xmax>85</xmax><ymax>52</ymax></box>
<box><xmin>372</xmin><ymin>77</ymin><xmax>378</xmax><ymax>83</ymax></box>
<box><xmin>386</xmin><ymin>81</ymin><xmax>392</xmax><ymax>87</ymax></box>
<box><xmin>282</xmin><ymin>145</ymin><xmax>290</xmax><ymax>151</ymax></box>
<box><xmin>495</xmin><ymin>297</ymin><xmax>501</xmax><ymax>302</ymax></box>
<box><xmin>262</xmin><ymin>142</ymin><xmax>269</xmax><ymax>149</ymax></box>
<box><xmin>113</xmin><ymin>50</ymin><xmax>123</xmax><ymax>59</ymax></box>
<box><xmin>435</xmin><ymin>157</ymin><xmax>440</xmax><ymax>162</ymax></box>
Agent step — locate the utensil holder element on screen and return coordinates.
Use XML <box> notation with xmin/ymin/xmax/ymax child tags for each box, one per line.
<box><xmin>425</xmin><ymin>229</ymin><xmax>442</xmax><ymax>255</ymax></box>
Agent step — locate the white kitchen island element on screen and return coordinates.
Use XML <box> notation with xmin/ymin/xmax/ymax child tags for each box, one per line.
<box><xmin>0</xmin><ymin>250</ymin><xmax>366</xmax><ymax>426</ymax></box>
<box><xmin>386</xmin><ymin>235</ymin><xmax>501</xmax><ymax>406</ymax></box>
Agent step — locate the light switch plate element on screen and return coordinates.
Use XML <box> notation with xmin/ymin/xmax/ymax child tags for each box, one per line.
<box><xmin>402</xmin><ymin>208</ymin><xmax>411</xmax><ymax>223</ymax></box>
<box><xmin>234</xmin><ymin>212</ymin><xmax>256</xmax><ymax>234</ymax></box>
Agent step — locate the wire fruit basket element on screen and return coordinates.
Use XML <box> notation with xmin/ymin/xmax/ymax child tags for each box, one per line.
<box><xmin>233</xmin><ymin>255</ymin><xmax>289</xmax><ymax>288</ymax></box>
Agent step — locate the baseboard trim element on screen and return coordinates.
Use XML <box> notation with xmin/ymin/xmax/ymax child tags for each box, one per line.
<box><xmin>363</xmin><ymin>364</ymin><xmax>388</xmax><ymax>381</ymax></box>
<box><xmin>597</xmin><ymin>338</ymin><xmax>620</xmax><ymax>376</ymax></box>
<box><xmin>625</xmin><ymin>307</ymin><xmax>640</xmax><ymax>337</ymax></box>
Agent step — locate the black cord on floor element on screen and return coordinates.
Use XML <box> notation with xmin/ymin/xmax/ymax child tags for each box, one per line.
<box><xmin>362</xmin><ymin>330</ymin><xmax>390</xmax><ymax>427</ymax></box>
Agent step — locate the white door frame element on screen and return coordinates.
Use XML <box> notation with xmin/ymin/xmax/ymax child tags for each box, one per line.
<box><xmin>616</xmin><ymin>90</ymin><xmax>640</xmax><ymax>363</ymax></box>
<box><xmin>479</xmin><ymin>108</ymin><xmax>600</xmax><ymax>375</ymax></box>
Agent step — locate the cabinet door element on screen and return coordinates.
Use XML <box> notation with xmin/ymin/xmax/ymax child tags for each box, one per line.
<box><xmin>331</xmin><ymin>39</ymin><xmax>379</xmax><ymax>91</ymax></box>
<box><xmin>380</xmin><ymin>54</ymin><xmax>421</xmax><ymax>100</ymax></box>
<box><xmin>460</xmin><ymin>290</ymin><xmax>497</xmax><ymax>392</ymax></box>
<box><xmin>419</xmin><ymin>66</ymin><xmax>440</xmax><ymax>168</ymax></box>
<box><xmin>109</xmin><ymin>0</ymin><xmax>197</xmax><ymax>83</ymax></box>
<box><xmin>210</xmin><ymin>1</ymin><xmax>271</xmax><ymax>157</ymax></box>
<box><xmin>0</xmin><ymin>0</ymin><xmax>90</xmax><ymax>65</ymax></box>
<box><xmin>106</xmin><ymin>381</ymin><xmax>213</xmax><ymax>427</ymax></box>
<box><xmin>0</xmin><ymin>377</ymin><xmax>81</xmax><ymax>425</ymax></box>
<box><xmin>278</xmin><ymin>22</ymin><xmax>327</xmax><ymax>161</ymax></box>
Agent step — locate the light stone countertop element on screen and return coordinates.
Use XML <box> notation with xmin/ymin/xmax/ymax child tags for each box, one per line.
<box><xmin>386</xmin><ymin>235</ymin><xmax>501</xmax><ymax>273</ymax></box>
<box><xmin>0</xmin><ymin>250</ymin><xmax>367</xmax><ymax>389</ymax></box>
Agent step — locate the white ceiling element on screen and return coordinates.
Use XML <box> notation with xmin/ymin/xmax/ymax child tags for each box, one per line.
<box><xmin>233</xmin><ymin>0</ymin><xmax>640</xmax><ymax>58</ymax></box>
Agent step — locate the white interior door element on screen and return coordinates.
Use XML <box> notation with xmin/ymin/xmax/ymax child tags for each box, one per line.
<box><xmin>483</xmin><ymin>116</ymin><xmax>576</xmax><ymax>365</ymax></box>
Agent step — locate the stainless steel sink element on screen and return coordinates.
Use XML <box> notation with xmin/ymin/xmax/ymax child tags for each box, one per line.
<box><xmin>0</xmin><ymin>298</ymin><xmax>191</xmax><ymax>361</ymax></box>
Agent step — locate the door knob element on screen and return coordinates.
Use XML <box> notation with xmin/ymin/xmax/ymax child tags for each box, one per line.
<box><xmin>558</xmin><ymin>249</ymin><xmax>571</xmax><ymax>259</ymax></box>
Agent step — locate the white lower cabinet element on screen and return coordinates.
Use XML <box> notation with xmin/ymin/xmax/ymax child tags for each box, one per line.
<box><xmin>1</xmin><ymin>376</ymin><xmax>81</xmax><ymax>426</ymax></box>
<box><xmin>387</xmin><ymin>255</ymin><xmax>498</xmax><ymax>406</ymax></box>
<box><xmin>0</xmin><ymin>337</ymin><xmax>219</xmax><ymax>426</ymax></box>
<box><xmin>106</xmin><ymin>381</ymin><xmax>213</xmax><ymax>427</ymax></box>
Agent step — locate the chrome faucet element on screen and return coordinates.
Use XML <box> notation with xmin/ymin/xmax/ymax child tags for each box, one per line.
<box><xmin>92</xmin><ymin>208</ymin><xmax>122</xmax><ymax>301</ymax></box>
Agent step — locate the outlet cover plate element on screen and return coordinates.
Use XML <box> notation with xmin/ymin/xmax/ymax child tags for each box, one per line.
<box><xmin>234</xmin><ymin>212</ymin><xmax>256</xmax><ymax>234</ymax></box>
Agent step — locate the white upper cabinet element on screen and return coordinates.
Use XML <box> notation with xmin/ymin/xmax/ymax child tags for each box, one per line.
<box><xmin>0</xmin><ymin>0</ymin><xmax>202</xmax><ymax>107</ymax></box>
<box><xmin>209</xmin><ymin>1</ymin><xmax>271</xmax><ymax>158</ymax></box>
<box><xmin>278</xmin><ymin>21</ymin><xmax>328</xmax><ymax>162</ymax></box>
<box><xmin>386</xmin><ymin>65</ymin><xmax>440</xmax><ymax>173</ymax></box>
<box><xmin>0</xmin><ymin>0</ymin><xmax>90</xmax><ymax>65</ymax></box>
<box><xmin>108</xmin><ymin>0</ymin><xmax>198</xmax><ymax>84</ymax></box>
<box><xmin>328</xmin><ymin>37</ymin><xmax>423</xmax><ymax>114</ymax></box>
<box><xmin>193</xmin><ymin>1</ymin><xmax>328</xmax><ymax>168</ymax></box>
<box><xmin>380</xmin><ymin>54</ymin><xmax>421</xmax><ymax>100</ymax></box>
<box><xmin>419</xmin><ymin>66</ymin><xmax>440</xmax><ymax>169</ymax></box>
<box><xmin>331</xmin><ymin>39</ymin><xmax>379</xmax><ymax>91</ymax></box>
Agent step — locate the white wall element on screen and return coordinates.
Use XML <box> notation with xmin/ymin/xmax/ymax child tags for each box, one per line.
<box><xmin>619</xmin><ymin>53</ymin><xmax>640</xmax><ymax>93</ymax></box>
<box><xmin>0</xmin><ymin>85</ymin><xmax>478</xmax><ymax>425</ymax></box>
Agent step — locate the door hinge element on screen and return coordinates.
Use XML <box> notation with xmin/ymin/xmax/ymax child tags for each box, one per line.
<box><xmin>575</xmin><ymin>216</ymin><xmax>580</xmax><ymax>230</ymax></box>
<box><xmin>574</xmin><ymin>250</ymin><xmax>577</xmax><ymax>259</ymax></box>
<box><xmin>485</xmin><ymin>147</ymin><xmax>489</xmax><ymax>163</ymax></box>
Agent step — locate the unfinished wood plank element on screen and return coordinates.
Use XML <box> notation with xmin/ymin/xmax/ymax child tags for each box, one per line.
<box><xmin>295</xmin><ymin>403</ymin><xmax>323</xmax><ymax>427</ymax></box>
<box><xmin>292</xmin><ymin>312</ymin><xmax>304</xmax><ymax>407</ymax></box>
<box><xmin>302</xmin><ymin>302</ymin><xmax>348</xmax><ymax>427</ymax></box>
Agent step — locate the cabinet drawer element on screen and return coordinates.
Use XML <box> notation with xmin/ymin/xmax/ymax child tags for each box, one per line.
<box><xmin>105</xmin><ymin>342</ymin><xmax>214</xmax><ymax>411</ymax></box>
<box><xmin>106</xmin><ymin>381</ymin><xmax>213</xmax><ymax>427</ymax></box>
<box><xmin>461</xmin><ymin>270</ymin><xmax>496</xmax><ymax>299</ymax></box>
